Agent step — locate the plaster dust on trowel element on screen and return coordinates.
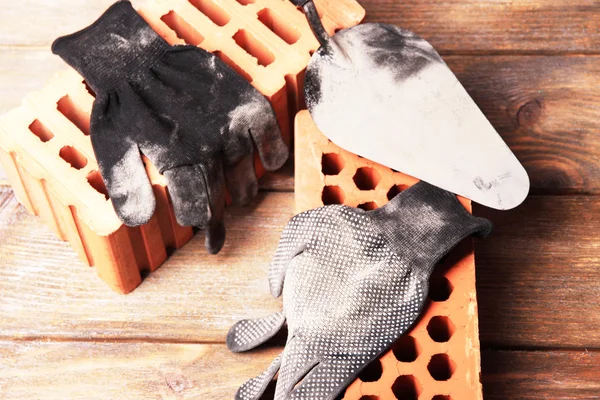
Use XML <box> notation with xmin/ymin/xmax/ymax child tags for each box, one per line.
<box><xmin>293</xmin><ymin>0</ymin><xmax>530</xmax><ymax>210</ymax></box>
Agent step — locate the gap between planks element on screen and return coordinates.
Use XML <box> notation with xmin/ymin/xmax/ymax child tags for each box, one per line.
<box><xmin>1</xmin><ymin>188</ymin><xmax>600</xmax><ymax>348</ymax></box>
<box><xmin>1</xmin><ymin>341</ymin><xmax>599</xmax><ymax>400</ymax></box>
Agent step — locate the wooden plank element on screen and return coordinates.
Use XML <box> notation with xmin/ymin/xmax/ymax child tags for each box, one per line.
<box><xmin>361</xmin><ymin>0</ymin><xmax>600</xmax><ymax>54</ymax></box>
<box><xmin>1</xmin><ymin>341</ymin><xmax>598</xmax><ymax>400</ymax></box>
<box><xmin>2</xmin><ymin>0</ymin><xmax>600</xmax><ymax>53</ymax></box>
<box><xmin>258</xmin><ymin>157</ymin><xmax>294</xmax><ymax>192</ymax></box>
<box><xmin>2</xmin><ymin>186</ymin><xmax>599</xmax><ymax>347</ymax></box>
<box><xmin>0</xmin><ymin>49</ymin><xmax>65</xmax><ymax>115</ymax></box>
<box><xmin>0</xmin><ymin>187</ymin><xmax>290</xmax><ymax>342</ymax></box>
<box><xmin>446</xmin><ymin>55</ymin><xmax>600</xmax><ymax>195</ymax></box>
<box><xmin>475</xmin><ymin>196</ymin><xmax>600</xmax><ymax>348</ymax></box>
<box><xmin>0</xmin><ymin>0</ymin><xmax>119</xmax><ymax>47</ymax></box>
<box><xmin>0</xmin><ymin>340</ymin><xmax>281</xmax><ymax>400</ymax></box>
<box><xmin>481</xmin><ymin>349</ymin><xmax>600</xmax><ymax>399</ymax></box>
<box><xmin>2</xmin><ymin>51</ymin><xmax>599</xmax><ymax>193</ymax></box>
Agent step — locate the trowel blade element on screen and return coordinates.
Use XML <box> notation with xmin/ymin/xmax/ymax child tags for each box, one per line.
<box><xmin>304</xmin><ymin>23</ymin><xmax>529</xmax><ymax>210</ymax></box>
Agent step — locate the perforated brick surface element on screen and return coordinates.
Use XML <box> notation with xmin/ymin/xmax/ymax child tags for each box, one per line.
<box><xmin>0</xmin><ymin>0</ymin><xmax>365</xmax><ymax>293</ymax></box>
<box><xmin>295</xmin><ymin>110</ymin><xmax>483</xmax><ymax>400</ymax></box>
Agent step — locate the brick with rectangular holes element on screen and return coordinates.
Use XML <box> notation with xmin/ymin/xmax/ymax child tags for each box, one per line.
<box><xmin>0</xmin><ymin>0</ymin><xmax>365</xmax><ymax>293</ymax></box>
<box><xmin>295</xmin><ymin>110</ymin><xmax>483</xmax><ymax>400</ymax></box>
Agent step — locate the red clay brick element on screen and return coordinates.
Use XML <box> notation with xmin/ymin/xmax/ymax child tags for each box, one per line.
<box><xmin>0</xmin><ymin>0</ymin><xmax>365</xmax><ymax>293</ymax></box>
<box><xmin>295</xmin><ymin>110</ymin><xmax>483</xmax><ymax>400</ymax></box>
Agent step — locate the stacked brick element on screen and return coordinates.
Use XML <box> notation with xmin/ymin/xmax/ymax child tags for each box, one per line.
<box><xmin>0</xmin><ymin>0</ymin><xmax>365</xmax><ymax>293</ymax></box>
<box><xmin>295</xmin><ymin>110</ymin><xmax>483</xmax><ymax>400</ymax></box>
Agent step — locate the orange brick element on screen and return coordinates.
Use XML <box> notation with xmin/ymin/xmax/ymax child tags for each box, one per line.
<box><xmin>0</xmin><ymin>0</ymin><xmax>366</xmax><ymax>293</ymax></box>
<box><xmin>295</xmin><ymin>110</ymin><xmax>483</xmax><ymax>400</ymax></box>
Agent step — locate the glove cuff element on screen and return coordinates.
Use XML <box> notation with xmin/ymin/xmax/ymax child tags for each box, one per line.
<box><xmin>51</xmin><ymin>1</ymin><xmax>169</xmax><ymax>92</ymax></box>
<box><xmin>370</xmin><ymin>181</ymin><xmax>492</xmax><ymax>276</ymax></box>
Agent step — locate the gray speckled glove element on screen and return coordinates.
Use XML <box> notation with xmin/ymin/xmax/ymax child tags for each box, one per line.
<box><xmin>227</xmin><ymin>181</ymin><xmax>492</xmax><ymax>400</ymax></box>
<box><xmin>51</xmin><ymin>1</ymin><xmax>288</xmax><ymax>254</ymax></box>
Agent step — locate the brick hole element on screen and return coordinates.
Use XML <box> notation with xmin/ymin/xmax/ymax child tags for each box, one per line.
<box><xmin>432</xmin><ymin>396</ymin><xmax>452</xmax><ymax>400</ymax></box>
<box><xmin>28</xmin><ymin>119</ymin><xmax>54</xmax><ymax>142</ymax></box>
<box><xmin>59</xmin><ymin>146</ymin><xmax>87</xmax><ymax>170</ymax></box>
<box><xmin>321</xmin><ymin>152</ymin><xmax>344</xmax><ymax>175</ymax></box>
<box><xmin>87</xmin><ymin>170</ymin><xmax>109</xmax><ymax>200</ymax></box>
<box><xmin>257</xmin><ymin>8</ymin><xmax>301</xmax><ymax>45</ymax></box>
<box><xmin>427</xmin><ymin>354</ymin><xmax>456</xmax><ymax>381</ymax></box>
<box><xmin>161</xmin><ymin>11</ymin><xmax>205</xmax><ymax>45</ymax></box>
<box><xmin>82</xmin><ymin>80</ymin><xmax>96</xmax><ymax>97</ymax></box>
<box><xmin>188</xmin><ymin>0</ymin><xmax>230</xmax><ymax>26</ymax></box>
<box><xmin>392</xmin><ymin>375</ymin><xmax>422</xmax><ymax>400</ymax></box>
<box><xmin>358</xmin><ymin>359</ymin><xmax>382</xmax><ymax>382</ymax></box>
<box><xmin>387</xmin><ymin>184</ymin><xmax>409</xmax><ymax>200</ymax></box>
<box><xmin>213</xmin><ymin>51</ymin><xmax>253</xmax><ymax>82</ymax></box>
<box><xmin>392</xmin><ymin>335</ymin><xmax>420</xmax><ymax>363</ymax></box>
<box><xmin>359</xmin><ymin>396</ymin><xmax>379</xmax><ymax>400</ymax></box>
<box><xmin>353</xmin><ymin>167</ymin><xmax>380</xmax><ymax>190</ymax></box>
<box><xmin>322</xmin><ymin>185</ymin><xmax>345</xmax><ymax>205</ymax></box>
<box><xmin>427</xmin><ymin>316</ymin><xmax>456</xmax><ymax>343</ymax></box>
<box><xmin>428</xmin><ymin>275</ymin><xmax>453</xmax><ymax>302</ymax></box>
<box><xmin>358</xmin><ymin>201</ymin><xmax>378</xmax><ymax>211</ymax></box>
<box><xmin>57</xmin><ymin>95</ymin><xmax>90</xmax><ymax>135</ymax></box>
<box><xmin>233</xmin><ymin>29</ymin><xmax>275</xmax><ymax>67</ymax></box>
<box><xmin>236</xmin><ymin>0</ymin><xmax>254</xmax><ymax>5</ymax></box>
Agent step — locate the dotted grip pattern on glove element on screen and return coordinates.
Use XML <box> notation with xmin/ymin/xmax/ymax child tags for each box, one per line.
<box><xmin>227</xmin><ymin>182</ymin><xmax>492</xmax><ymax>400</ymax></box>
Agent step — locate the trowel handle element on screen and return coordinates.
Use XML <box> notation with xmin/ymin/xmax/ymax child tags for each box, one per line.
<box><xmin>290</xmin><ymin>0</ymin><xmax>330</xmax><ymax>46</ymax></box>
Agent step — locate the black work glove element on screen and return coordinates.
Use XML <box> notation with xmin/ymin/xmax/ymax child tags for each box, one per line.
<box><xmin>51</xmin><ymin>1</ymin><xmax>289</xmax><ymax>254</ymax></box>
<box><xmin>227</xmin><ymin>181</ymin><xmax>492</xmax><ymax>400</ymax></box>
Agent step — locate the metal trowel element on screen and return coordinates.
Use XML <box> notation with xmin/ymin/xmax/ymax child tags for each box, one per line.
<box><xmin>294</xmin><ymin>0</ymin><xmax>529</xmax><ymax>210</ymax></box>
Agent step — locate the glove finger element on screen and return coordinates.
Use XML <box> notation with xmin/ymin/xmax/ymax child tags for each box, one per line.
<box><xmin>201</xmin><ymin>160</ymin><xmax>227</xmax><ymax>254</ymax></box>
<box><xmin>274</xmin><ymin>336</ymin><xmax>320</xmax><ymax>400</ymax></box>
<box><xmin>286</xmin><ymin>361</ymin><xmax>352</xmax><ymax>400</ymax></box>
<box><xmin>90</xmin><ymin>97</ymin><xmax>155</xmax><ymax>226</ymax></box>
<box><xmin>227</xmin><ymin>311</ymin><xmax>286</xmax><ymax>353</ymax></box>
<box><xmin>235</xmin><ymin>353</ymin><xmax>282</xmax><ymax>400</ymax></box>
<box><xmin>163</xmin><ymin>165</ymin><xmax>210</xmax><ymax>228</ymax></box>
<box><xmin>225</xmin><ymin>153</ymin><xmax>259</xmax><ymax>206</ymax></box>
<box><xmin>99</xmin><ymin>143</ymin><xmax>156</xmax><ymax>227</ymax></box>
<box><xmin>235</xmin><ymin>94</ymin><xmax>288</xmax><ymax>172</ymax></box>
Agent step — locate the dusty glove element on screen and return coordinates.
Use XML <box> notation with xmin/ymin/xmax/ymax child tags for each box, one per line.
<box><xmin>51</xmin><ymin>1</ymin><xmax>288</xmax><ymax>254</ymax></box>
<box><xmin>227</xmin><ymin>181</ymin><xmax>492</xmax><ymax>399</ymax></box>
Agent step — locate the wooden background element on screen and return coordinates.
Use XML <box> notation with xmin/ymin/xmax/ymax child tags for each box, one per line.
<box><xmin>1</xmin><ymin>0</ymin><xmax>599</xmax><ymax>399</ymax></box>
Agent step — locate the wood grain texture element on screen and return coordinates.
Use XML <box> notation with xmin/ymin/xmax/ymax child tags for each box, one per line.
<box><xmin>481</xmin><ymin>349</ymin><xmax>600</xmax><ymax>399</ymax></box>
<box><xmin>258</xmin><ymin>157</ymin><xmax>294</xmax><ymax>192</ymax></box>
<box><xmin>475</xmin><ymin>196</ymin><xmax>600</xmax><ymax>348</ymax></box>
<box><xmin>3</xmin><ymin>0</ymin><xmax>599</xmax><ymax>53</ymax></box>
<box><xmin>447</xmin><ymin>55</ymin><xmax>600</xmax><ymax>195</ymax></box>
<box><xmin>1</xmin><ymin>0</ymin><xmax>599</xmax><ymax>396</ymax></box>
<box><xmin>0</xmin><ymin>187</ymin><xmax>290</xmax><ymax>342</ymax></box>
<box><xmin>1</xmin><ymin>341</ymin><xmax>598</xmax><ymax>400</ymax></box>
<box><xmin>0</xmin><ymin>49</ymin><xmax>66</xmax><ymax>115</ymax></box>
<box><xmin>0</xmin><ymin>340</ymin><xmax>281</xmax><ymax>400</ymax></box>
<box><xmin>0</xmin><ymin>0</ymin><xmax>125</xmax><ymax>46</ymax></box>
<box><xmin>2</xmin><ymin>187</ymin><xmax>599</xmax><ymax>348</ymax></box>
<box><xmin>361</xmin><ymin>0</ymin><xmax>600</xmax><ymax>54</ymax></box>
